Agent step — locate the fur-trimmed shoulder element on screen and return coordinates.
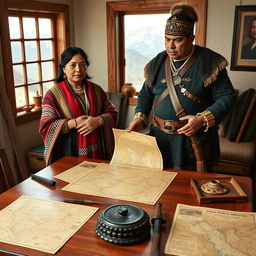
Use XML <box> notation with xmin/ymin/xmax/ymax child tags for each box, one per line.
<box><xmin>195</xmin><ymin>45</ymin><xmax>229</xmax><ymax>87</ymax></box>
<box><xmin>144</xmin><ymin>51</ymin><xmax>167</xmax><ymax>86</ymax></box>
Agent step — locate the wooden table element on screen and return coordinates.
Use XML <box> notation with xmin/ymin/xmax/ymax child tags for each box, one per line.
<box><xmin>0</xmin><ymin>156</ymin><xmax>252</xmax><ymax>256</ymax></box>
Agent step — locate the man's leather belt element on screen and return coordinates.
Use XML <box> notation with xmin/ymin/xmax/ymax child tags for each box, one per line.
<box><xmin>153</xmin><ymin>114</ymin><xmax>187</xmax><ymax>134</ymax></box>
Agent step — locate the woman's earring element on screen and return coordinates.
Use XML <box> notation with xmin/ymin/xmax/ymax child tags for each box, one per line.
<box><xmin>63</xmin><ymin>73</ymin><xmax>67</xmax><ymax>79</ymax></box>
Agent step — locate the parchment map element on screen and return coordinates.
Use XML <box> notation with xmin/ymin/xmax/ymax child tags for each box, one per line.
<box><xmin>0</xmin><ymin>196</ymin><xmax>98</xmax><ymax>254</ymax></box>
<box><xmin>54</xmin><ymin>161</ymin><xmax>99</xmax><ymax>183</ymax></box>
<box><xmin>62</xmin><ymin>163</ymin><xmax>176</xmax><ymax>205</ymax></box>
<box><xmin>165</xmin><ymin>204</ymin><xmax>256</xmax><ymax>256</ymax></box>
<box><xmin>110</xmin><ymin>128</ymin><xmax>163</xmax><ymax>170</ymax></box>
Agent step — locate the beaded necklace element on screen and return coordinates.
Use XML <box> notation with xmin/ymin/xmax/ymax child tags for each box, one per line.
<box><xmin>170</xmin><ymin>46</ymin><xmax>194</xmax><ymax>86</ymax></box>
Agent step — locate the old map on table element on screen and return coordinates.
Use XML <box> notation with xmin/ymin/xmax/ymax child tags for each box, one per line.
<box><xmin>54</xmin><ymin>161</ymin><xmax>99</xmax><ymax>183</ymax></box>
<box><xmin>165</xmin><ymin>204</ymin><xmax>256</xmax><ymax>256</ymax></box>
<box><xmin>110</xmin><ymin>128</ymin><xmax>163</xmax><ymax>169</ymax></box>
<box><xmin>62</xmin><ymin>163</ymin><xmax>176</xmax><ymax>205</ymax></box>
<box><xmin>0</xmin><ymin>196</ymin><xmax>98</xmax><ymax>254</ymax></box>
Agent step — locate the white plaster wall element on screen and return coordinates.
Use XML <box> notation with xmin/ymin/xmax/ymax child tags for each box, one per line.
<box><xmin>73</xmin><ymin>0</ymin><xmax>115</xmax><ymax>90</ymax></box>
<box><xmin>206</xmin><ymin>0</ymin><xmax>256</xmax><ymax>93</ymax></box>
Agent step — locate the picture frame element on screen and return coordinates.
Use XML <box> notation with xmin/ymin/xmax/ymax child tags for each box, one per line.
<box><xmin>230</xmin><ymin>5</ymin><xmax>256</xmax><ymax>71</ymax></box>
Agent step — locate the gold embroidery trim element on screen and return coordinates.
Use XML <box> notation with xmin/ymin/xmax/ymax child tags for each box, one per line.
<box><xmin>133</xmin><ymin>112</ymin><xmax>146</xmax><ymax>123</ymax></box>
<box><xmin>202</xmin><ymin>110</ymin><xmax>215</xmax><ymax>132</ymax></box>
<box><xmin>204</xmin><ymin>59</ymin><xmax>229</xmax><ymax>87</ymax></box>
<box><xmin>197</xmin><ymin>110</ymin><xmax>215</xmax><ymax>132</ymax></box>
<box><xmin>202</xmin><ymin>110</ymin><xmax>215</xmax><ymax>127</ymax></box>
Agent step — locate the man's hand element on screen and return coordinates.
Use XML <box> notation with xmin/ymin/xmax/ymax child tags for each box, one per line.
<box><xmin>126</xmin><ymin>119</ymin><xmax>144</xmax><ymax>132</ymax></box>
<box><xmin>177</xmin><ymin>115</ymin><xmax>204</xmax><ymax>136</ymax></box>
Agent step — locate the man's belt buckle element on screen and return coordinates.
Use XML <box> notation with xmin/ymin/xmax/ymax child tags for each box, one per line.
<box><xmin>163</xmin><ymin>120</ymin><xmax>175</xmax><ymax>132</ymax></box>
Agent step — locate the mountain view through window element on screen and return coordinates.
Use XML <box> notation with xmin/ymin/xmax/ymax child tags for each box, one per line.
<box><xmin>125</xmin><ymin>13</ymin><xmax>170</xmax><ymax>92</ymax></box>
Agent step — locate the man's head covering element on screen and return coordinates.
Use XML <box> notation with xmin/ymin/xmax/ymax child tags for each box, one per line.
<box><xmin>165</xmin><ymin>4</ymin><xmax>198</xmax><ymax>36</ymax></box>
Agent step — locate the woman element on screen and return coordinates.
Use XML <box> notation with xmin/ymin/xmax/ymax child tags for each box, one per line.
<box><xmin>39</xmin><ymin>47</ymin><xmax>118</xmax><ymax>165</ymax></box>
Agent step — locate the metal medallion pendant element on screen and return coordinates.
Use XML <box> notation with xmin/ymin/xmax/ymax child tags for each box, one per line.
<box><xmin>173</xmin><ymin>75</ymin><xmax>182</xmax><ymax>85</ymax></box>
<box><xmin>180</xmin><ymin>87</ymin><xmax>186</xmax><ymax>94</ymax></box>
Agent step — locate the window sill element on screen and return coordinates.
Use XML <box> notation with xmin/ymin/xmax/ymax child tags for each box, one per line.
<box><xmin>15</xmin><ymin>109</ymin><xmax>42</xmax><ymax>125</ymax></box>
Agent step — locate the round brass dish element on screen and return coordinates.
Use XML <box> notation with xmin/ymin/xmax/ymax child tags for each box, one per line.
<box><xmin>201</xmin><ymin>179</ymin><xmax>229</xmax><ymax>195</ymax></box>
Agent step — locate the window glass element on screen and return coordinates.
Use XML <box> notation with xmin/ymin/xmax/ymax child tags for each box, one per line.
<box><xmin>124</xmin><ymin>14</ymin><xmax>170</xmax><ymax>91</ymax></box>
<box><xmin>41</xmin><ymin>61</ymin><xmax>54</xmax><ymax>80</ymax></box>
<box><xmin>39</xmin><ymin>18</ymin><xmax>52</xmax><ymax>38</ymax></box>
<box><xmin>15</xmin><ymin>87</ymin><xmax>26</xmax><ymax>107</ymax></box>
<box><xmin>26</xmin><ymin>63</ymin><xmax>39</xmax><ymax>83</ymax></box>
<box><xmin>8</xmin><ymin>17</ymin><xmax>20</xmax><ymax>39</ymax></box>
<box><xmin>43</xmin><ymin>81</ymin><xmax>54</xmax><ymax>95</ymax></box>
<box><xmin>40</xmin><ymin>40</ymin><xmax>53</xmax><ymax>60</ymax></box>
<box><xmin>4</xmin><ymin>4</ymin><xmax>68</xmax><ymax>119</ymax></box>
<box><xmin>23</xmin><ymin>17</ymin><xmax>36</xmax><ymax>39</ymax></box>
<box><xmin>9</xmin><ymin>13</ymin><xmax>56</xmax><ymax>114</ymax></box>
<box><xmin>11</xmin><ymin>42</ymin><xmax>22</xmax><ymax>63</ymax></box>
<box><xmin>13</xmin><ymin>65</ymin><xmax>24</xmax><ymax>85</ymax></box>
<box><xmin>25</xmin><ymin>41</ymin><xmax>38</xmax><ymax>62</ymax></box>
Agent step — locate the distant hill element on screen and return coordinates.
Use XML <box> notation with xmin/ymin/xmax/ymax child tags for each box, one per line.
<box><xmin>125</xmin><ymin>48</ymin><xmax>150</xmax><ymax>90</ymax></box>
<box><xmin>124</xmin><ymin>14</ymin><xmax>167</xmax><ymax>91</ymax></box>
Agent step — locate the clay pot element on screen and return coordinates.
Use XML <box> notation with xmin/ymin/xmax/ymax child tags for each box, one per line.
<box><xmin>33</xmin><ymin>91</ymin><xmax>42</xmax><ymax>110</ymax></box>
<box><xmin>121</xmin><ymin>83</ymin><xmax>137</xmax><ymax>97</ymax></box>
<box><xmin>23</xmin><ymin>105</ymin><xmax>33</xmax><ymax>113</ymax></box>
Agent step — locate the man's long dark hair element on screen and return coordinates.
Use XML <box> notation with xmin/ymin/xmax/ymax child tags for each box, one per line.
<box><xmin>56</xmin><ymin>46</ymin><xmax>91</xmax><ymax>83</ymax></box>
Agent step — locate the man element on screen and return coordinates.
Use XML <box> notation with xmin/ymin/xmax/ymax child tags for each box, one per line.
<box><xmin>241</xmin><ymin>17</ymin><xmax>256</xmax><ymax>59</ymax></box>
<box><xmin>127</xmin><ymin>4</ymin><xmax>236</xmax><ymax>171</ymax></box>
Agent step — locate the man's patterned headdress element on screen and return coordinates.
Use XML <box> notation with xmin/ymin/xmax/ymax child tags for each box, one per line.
<box><xmin>165</xmin><ymin>4</ymin><xmax>198</xmax><ymax>36</ymax></box>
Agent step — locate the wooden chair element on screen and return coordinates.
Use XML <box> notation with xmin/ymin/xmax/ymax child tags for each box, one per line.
<box><xmin>106</xmin><ymin>90</ymin><xmax>130</xmax><ymax>129</ymax></box>
<box><xmin>214</xmin><ymin>89</ymin><xmax>256</xmax><ymax>177</ymax></box>
<box><xmin>0</xmin><ymin>148</ymin><xmax>16</xmax><ymax>193</ymax></box>
<box><xmin>27</xmin><ymin>144</ymin><xmax>46</xmax><ymax>172</ymax></box>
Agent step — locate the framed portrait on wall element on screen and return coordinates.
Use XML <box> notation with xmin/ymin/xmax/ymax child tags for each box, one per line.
<box><xmin>230</xmin><ymin>5</ymin><xmax>256</xmax><ymax>71</ymax></box>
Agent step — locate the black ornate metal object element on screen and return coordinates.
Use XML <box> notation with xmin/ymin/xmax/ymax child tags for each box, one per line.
<box><xmin>95</xmin><ymin>204</ymin><xmax>151</xmax><ymax>245</ymax></box>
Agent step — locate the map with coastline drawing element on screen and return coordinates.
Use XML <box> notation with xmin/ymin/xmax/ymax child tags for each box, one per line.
<box><xmin>165</xmin><ymin>204</ymin><xmax>256</xmax><ymax>256</ymax></box>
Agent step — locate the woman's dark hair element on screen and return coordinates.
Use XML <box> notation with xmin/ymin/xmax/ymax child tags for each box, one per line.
<box><xmin>56</xmin><ymin>46</ymin><xmax>91</xmax><ymax>83</ymax></box>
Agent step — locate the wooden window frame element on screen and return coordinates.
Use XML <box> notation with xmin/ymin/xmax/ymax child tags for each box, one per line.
<box><xmin>106</xmin><ymin>0</ymin><xmax>207</xmax><ymax>105</ymax></box>
<box><xmin>9</xmin><ymin>11</ymin><xmax>57</xmax><ymax>113</ymax></box>
<box><xmin>0</xmin><ymin>0</ymin><xmax>70</xmax><ymax>124</ymax></box>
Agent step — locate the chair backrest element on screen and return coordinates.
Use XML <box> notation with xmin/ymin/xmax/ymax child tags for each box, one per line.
<box><xmin>117</xmin><ymin>90</ymin><xmax>130</xmax><ymax>129</ymax></box>
<box><xmin>223</xmin><ymin>88</ymin><xmax>256</xmax><ymax>142</ymax></box>
<box><xmin>105</xmin><ymin>90</ymin><xmax>130</xmax><ymax>129</ymax></box>
<box><xmin>235</xmin><ymin>91</ymin><xmax>256</xmax><ymax>142</ymax></box>
<box><xmin>221</xmin><ymin>89</ymin><xmax>239</xmax><ymax>137</ymax></box>
<box><xmin>0</xmin><ymin>148</ymin><xmax>16</xmax><ymax>193</ymax></box>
